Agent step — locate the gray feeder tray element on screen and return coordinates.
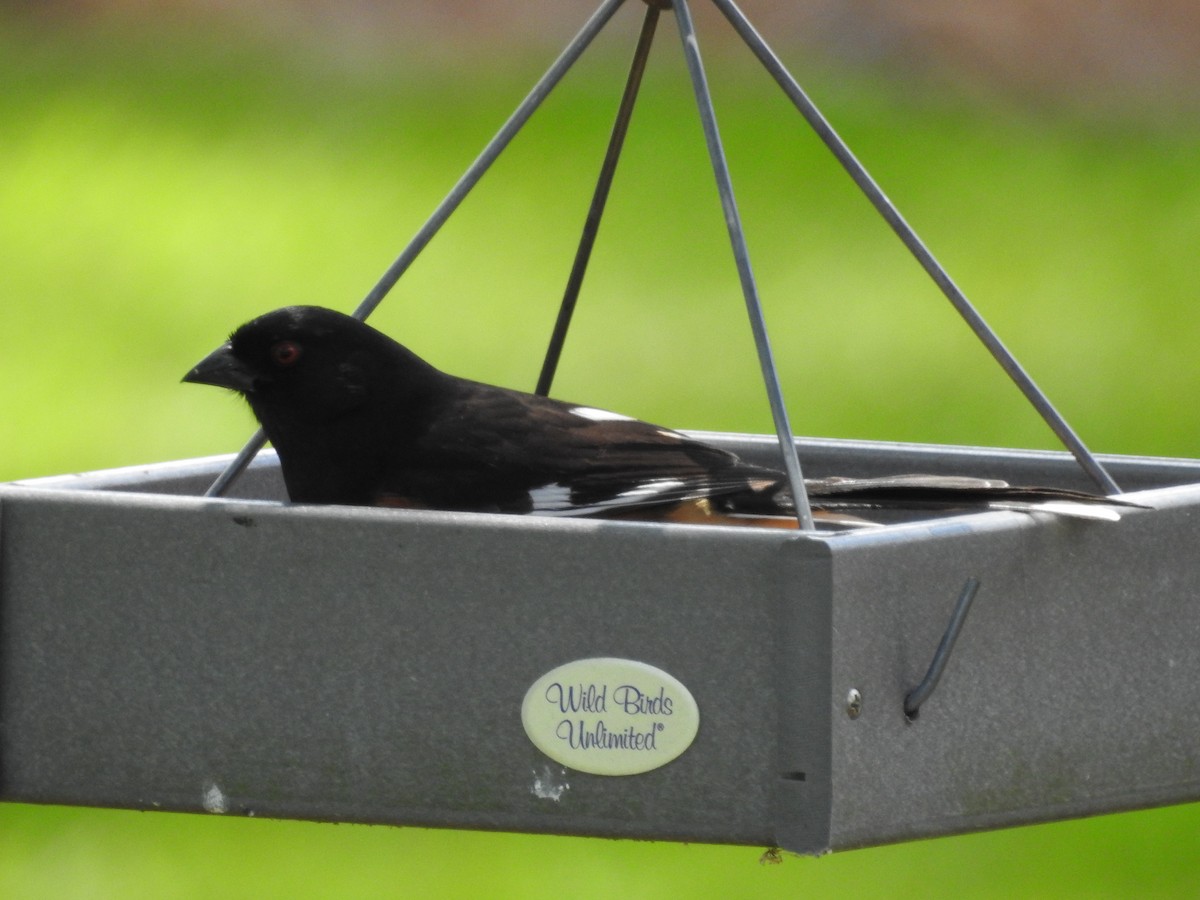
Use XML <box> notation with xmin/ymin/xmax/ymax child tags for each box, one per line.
<box><xmin>3</xmin><ymin>434</ymin><xmax>1200</xmax><ymax>855</ymax></box>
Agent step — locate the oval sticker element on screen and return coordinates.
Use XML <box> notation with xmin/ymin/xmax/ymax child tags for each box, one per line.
<box><xmin>521</xmin><ymin>657</ymin><xmax>700</xmax><ymax>776</ymax></box>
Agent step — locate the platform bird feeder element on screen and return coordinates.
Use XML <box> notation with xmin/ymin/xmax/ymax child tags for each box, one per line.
<box><xmin>3</xmin><ymin>0</ymin><xmax>1199</xmax><ymax>856</ymax></box>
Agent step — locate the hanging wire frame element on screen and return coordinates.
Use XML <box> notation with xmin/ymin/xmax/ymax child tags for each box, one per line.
<box><xmin>202</xmin><ymin>0</ymin><xmax>1121</xmax><ymax>528</ymax></box>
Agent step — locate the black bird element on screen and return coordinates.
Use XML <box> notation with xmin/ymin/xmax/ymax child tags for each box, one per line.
<box><xmin>183</xmin><ymin>306</ymin><xmax>1135</xmax><ymax>527</ymax></box>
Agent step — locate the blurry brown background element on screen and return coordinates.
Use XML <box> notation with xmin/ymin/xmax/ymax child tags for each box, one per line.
<box><xmin>24</xmin><ymin>0</ymin><xmax>1200</xmax><ymax>106</ymax></box>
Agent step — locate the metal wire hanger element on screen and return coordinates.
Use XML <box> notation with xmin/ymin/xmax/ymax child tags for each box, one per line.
<box><xmin>203</xmin><ymin>0</ymin><xmax>1120</xmax><ymax>531</ymax></box>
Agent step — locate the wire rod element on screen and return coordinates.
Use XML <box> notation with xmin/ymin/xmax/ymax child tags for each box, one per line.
<box><xmin>904</xmin><ymin>577</ymin><xmax>981</xmax><ymax>720</ymax></box>
<box><xmin>203</xmin><ymin>429</ymin><xmax>268</xmax><ymax>498</ymax></box>
<box><xmin>203</xmin><ymin>0</ymin><xmax>628</xmax><ymax>498</ymax></box>
<box><xmin>709</xmin><ymin>0</ymin><xmax>1120</xmax><ymax>496</ymax></box>
<box><xmin>673</xmin><ymin>0</ymin><xmax>816</xmax><ymax>532</ymax></box>
<box><xmin>351</xmin><ymin>0</ymin><xmax>628</xmax><ymax>322</ymax></box>
<box><xmin>536</xmin><ymin>2</ymin><xmax>660</xmax><ymax>397</ymax></box>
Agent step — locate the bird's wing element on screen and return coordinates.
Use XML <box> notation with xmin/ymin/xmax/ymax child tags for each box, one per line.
<box><xmin>403</xmin><ymin>382</ymin><xmax>784</xmax><ymax>515</ymax></box>
<box><xmin>803</xmin><ymin>474</ymin><xmax>1144</xmax><ymax>521</ymax></box>
<box><xmin>390</xmin><ymin>381</ymin><xmax>1141</xmax><ymax>523</ymax></box>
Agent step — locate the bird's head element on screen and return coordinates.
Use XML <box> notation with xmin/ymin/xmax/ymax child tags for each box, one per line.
<box><xmin>183</xmin><ymin>305</ymin><xmax>434</xmax><ymax>426</ymax></box>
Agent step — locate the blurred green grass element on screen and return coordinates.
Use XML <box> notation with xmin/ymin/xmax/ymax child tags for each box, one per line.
<box><xmin>2</xmin><ymin>7</ymin><xmax>1200</xmax><ymax>898</ymax></box>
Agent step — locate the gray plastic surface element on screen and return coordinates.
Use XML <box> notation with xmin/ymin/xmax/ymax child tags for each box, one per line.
<box><xmin>2</xmin><ymin>436</ymin><xmax>1199</xmax><ymax>853</ymax></box>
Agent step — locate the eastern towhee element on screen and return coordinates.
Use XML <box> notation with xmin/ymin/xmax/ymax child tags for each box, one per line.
<box><xmin>184</xmin><ymin>306</ymin><xmax>1136</xmax><ymax>528</ymax></box>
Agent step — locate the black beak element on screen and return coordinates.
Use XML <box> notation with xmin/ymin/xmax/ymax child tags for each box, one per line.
<box><xmin>182</xmin><ymin>342</ymin><xmax>258</xmax><ymax>394</ymax></box>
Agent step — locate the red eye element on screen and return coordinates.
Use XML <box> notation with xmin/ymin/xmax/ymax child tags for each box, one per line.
<box><xmin>270</xmin><ymin>340</ymin><xmax>302</xmax><ymax>367</ymax></box>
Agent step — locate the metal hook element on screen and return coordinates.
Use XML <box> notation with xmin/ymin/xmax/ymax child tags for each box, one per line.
<box><xmin>904</xmin><ymin>577</ymin><xmax>980</xmax><ymax>721</ymax></box>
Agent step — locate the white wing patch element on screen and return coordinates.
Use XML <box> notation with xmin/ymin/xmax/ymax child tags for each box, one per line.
<box><xmin>528</xmin><ymin>483</ymin><xmax>574</xmax><ymax>511</ymax></box>
<box><xmin>528</xmin><ymin>478</ymin><xmax>702</xmax><ymax>516</ymax></box>
<box><xmin>615</xmin><ymin>479</ymin><xmax>686</xmax><ymax>501</ymax></box>
<box><xmin>569</xmin><ymin>406</ymin><xmax>634</xmax><ymax>423</ymax></box>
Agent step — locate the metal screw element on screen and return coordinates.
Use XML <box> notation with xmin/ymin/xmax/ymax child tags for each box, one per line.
<box><xmin>846</xmin><ymin>688</ymin><xmax>863</xmax><ymax>719</ymax></box>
